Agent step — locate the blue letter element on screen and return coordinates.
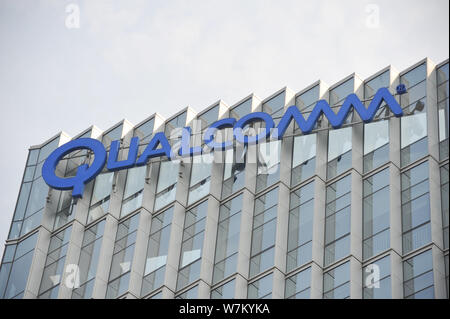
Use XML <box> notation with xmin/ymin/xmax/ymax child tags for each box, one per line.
<box><xmin>107</xmin><ymin>136</ymin><xmax>139</xmax><ymax>171</ymax></box>
<box><xmin>42</xmin><ymin>138</ymin><xmax>107</xmax><ymax>198</ymax></box>
<box><xmin>272</xmin><ymin>87</ymin><xmax>403</xmax><ymax>139</ymax></box>
<box><xmin>203</xmin><ymin>118</ymin><xmax>236</xmax><ymax>151</ymax></box>
<box><xmin>234</xmin><ymin>112</ymin><xmax>274</xmax><ymax>145</ymax></box>
<box><xmin>179</xmin><ymin>127</ymin><xmax>202</xmax><ymax>156</ymax></box>
<box><xmin>136</xmin><ymin>132</ymin><xmax>172</xmax><ymax>165</ymax></box>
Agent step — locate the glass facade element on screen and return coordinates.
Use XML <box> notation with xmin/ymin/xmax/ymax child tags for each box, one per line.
<box><xmin>287</xmin><ymin>182</ymin><xmax>314</xmax><ymax>271</ymax></box>
<box><xmin>401</xmin><ymin>161</ymin><xmax>431</xmax><ymax>254</ymax></box>
<box><xmin>363</xmin><ymin>255</ymin><xmax>391</xmax><ymax>299</ymax></box>
<box><xmin>248</xmin><ymin>273</ymin><xmax>273</xmax><ymax>299</ymax></box>
<box><xmin>141</xmin><ymin>207</ymin><xmax>173</xmax><ymax>297</ymax></box>
<box><xmin>154</xmin><ymin>160</ymin><xmax>179</xmax><ymax>211</ymax></box>
<box><xmin>0</xmin><ymin>232</ymin><xmax>38</xmax><ymax>299</ymax></box>
<box><xmin>285</xmin><ymin>267</ymin><xmax>311</xmax><ymax>299</ymax></box>
<box><xmin>106</xmin><ymin>213</ymin><xmax>140</xmax><ymax>298</ymax></box>
<box><xmin>211</xmin><ymin>278</ymin><xmax>235</xmax><ymax>299</ymax></box>
<box><xmin>327</xmin><ymin>127</ymin><xmax>352</xmax><ymax>180</ymax></box>
<box><xmin>324</xmin><ymin>175</ymin><xmax>351</xmax><ymax>266</ymax></box>
<box><xmin>72</xmin><ymin>220</ymin><xmax>105</xmax><ymax>299</ymax></box>
<box><xmin>2</xmin><ymin>58</ymin><xmax>449</xmax><ymax>299</ymax></box>
<box><xmin>400</xmin><ymin>63</ymin><xmax>428</xmax><ymax>167</ymax></box>
<box><xmin>363</xmin><ymin>168</ymin><xmax>390</xmax><ymax>260</ymax></box>
<box><xmin>437</xmin><ymin>63</ymin><xmax>449</xmax><ymax>160</ymax></box>
<box><xmin>403</xmin><ymin>249</ymin><xmax>434</xmax><ymax>299</ymax></box>
<box><xmin>213</xmin><ymin>194</ymin><xmax>242</xmax><ymax>284</ymax></box>
<box><xmin>222</xmin><ymin>145</ymin><xmax>246</xmax><ymax>199</ymax></box>
<box><xmin>291</xmin><ymin>134</ymin><xmax>316</xmax><ymax>186</ymax></box>
<box><xmin>177</xmin><ymin>201</ymin><xmax>208</xmax><ymax>290</ymax></box>
<box><xmin>38</xmin><ymin>225</ymin><xmax>72</xmax><ymax>298</ymax></box>
<box><xmin>250</xmin><ymin>187</ymin><xmax>278</xmax><ymax>277</ymax></box>
<box><xmin>9</xmin><ymin>138</ymin><xmax>59</xmax><ymax>239</ymax></box>
<box><xmin>323</xmin><ymin>261</ymin><xmax>350</xmax><ymax>299</ymax></box>
<box><xmin>295</xmin><ymin>85</ymin><xmax>320</xmax><ymax>132</ymax></box>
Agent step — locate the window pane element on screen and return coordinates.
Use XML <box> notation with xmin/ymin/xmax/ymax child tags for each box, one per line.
<box><xmin>248</xmin><ymin>273</ymin><xmax>273</xmax><ymax>299</ymax></box>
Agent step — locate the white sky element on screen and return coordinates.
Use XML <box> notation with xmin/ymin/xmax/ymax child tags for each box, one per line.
<box><xmin>0</xmin><ymin>0</ymin><xmax>448</xmax><ymax>260</ymax></box>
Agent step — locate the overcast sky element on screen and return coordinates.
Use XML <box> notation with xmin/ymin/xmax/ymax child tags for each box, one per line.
<box><xmin>0</xmin><ymin>0</ymin><xmax>448</xmax><ymax>259</ymax></box>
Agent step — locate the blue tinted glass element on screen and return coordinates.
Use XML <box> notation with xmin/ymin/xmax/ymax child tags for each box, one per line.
<box><xmin>134</xmin><ymin>118</ymin><xmax>154</xmax><ymax>142</ymax></box>
<box><xmin>199</xmin><ymin>106</ymin><xmax>219</xmax><ymax>127</ymax></box>
<box><xmin>38</xmin><ymin>138</ymin><xmax>59</xmax><ymax>163</ymax></box>
<box><xmin>403</xmin><ymin>250</ymin><xmax>433</xmax><ymax>281</ymax></box>
<box><xmin>401</xmin><ymin>64</ymin><xmax>426</xmax><ymax>88</ymax></box>
<box><xmin>296</xmin><ymin>86</ymin><xmax>319</xmax><ymax>111</ymax></box>
<box><xmin>231</xmin><ymin>99</ymin><xmax>252</xmax><ymax>119</ymax></box>
<box><xmin>330</xmin><ymin>79</ymin><xmax>354</xmax><ymax>106</ymax></box>
<box><xmin>365</xmin><ymin>71</ymin><xmax>390</xmax><ymax>98</ymax></box>
<box><xmin>263</xmin><ymin>92</ymin><xmax>285</xmax><ymax>116</ymax></box>
<box><xmin>402</xmin><ymin>161</ymin><xmax>429</xmax><ymax>189</ymax></box>
<box><xmin>437</xmin><ymin>63</ymin><xmax>449</xmax><ymax>84</ymax></box>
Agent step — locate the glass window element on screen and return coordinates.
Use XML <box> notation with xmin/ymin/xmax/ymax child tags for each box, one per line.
<box><xmin>400</xmin><ymin>64</ymin><xmax>427</xmax><ymax>167</ymax></box>
<box><xmin>437</xmin><ymin>63</ymin><xmax>449</xmax><ymax>159</ymax></box>
<box><xmin>87</xmin><ymin>172</ymin><xmax>114</xmax><ymax>223</ymax></box>
<box><xmin>403</xmin><ymin>249</ymin><xmax>434</xmax><ymax>299</ymax></box>
<box><xmin>263</xmin><ymin>92</ymin><xmax>285</xmax><ymax>126</ymax></box>
<box><xmin>250</xmin><ymin>188</ymin><xmax>278</xmax><ymax>277</ymax></box>
<box><xmin>323</xmin><ymin>261</ymin><xmax>350</xmax><ymax>299</ymax></box>
<box><xmin>1</xmin><ymin>232</ymin><xmax>38</xmax><ymax>299</ymax></box>
<box><xmin>285</xmin><ymin>267</ymin><xmax>311</xmax><ymax>299</ymax></box>
<box><xmin>211</xmin><ymin>279</ymin><xmax>235</xmax><ymax>299</ymax></box>
<box><xmin>199</xmin><ymin>106</ymin><xmax>219</xmax><ymax>128</ymax></box>
<box><xmin>53</xmin><ymin>190</ymin><xmax>75</xmax><ymax>230</ymax></box>
<box><xmin>364</xmin><ymin>120</ymin><xmax>389</xmax><ymax>173</ymax></box>
<box><xmin>106</xmin><ymin>213</ymin><xmax>140</xmax><ymax>298</ymax></box>
<box><xmin>37</xmin><ymin>138</ymin><xmax>59</xmax><ymax>164</ymax></box>
<box><xmin>188</xmin><ymin>153</ymin><xmax>213</xmax><ymax>205</ymax></box>
<box><xmin>154</xmin><ymin>160</ymin><xmax>179</xmax><ymax>211</ymax></box>
<box><xmin>329</xmin><ymin>78</ymin><xmax>355</xmax><ymax>125</ymax></box>
<box><xmin>256</xmin><ymin>141</ymin><xmax>281</xmax><ymax>192</ymax></box>
<box><xmin>324</xmin><ymin>175</ymin><xmax>351</xmax><ymax>266</ymax></box>
<box><xmin>291</xmin><ymin>134</ymin><xmax>316</xmax><ymax>186</ymax></box>
<box><xmin>401</xmin><ymin>161</ymin><xmax>431</xmax><ymax>254</ymax></box>
<box><xmin>364</xmin><ymin>71</ymin><xmax>390</xmax><ymax>100</ymax></box>
<box><xmin>327</xmin><ymin>127</ymin><xmax>352</xmax><ymax>180</ymax></box>
<box><xmin>222</xmin><ymin>145</ymin><xmax>246</xmax><ymax>199</ymax></box>
<box><xmin>135</xmin><ymin>118</ymin><xmax>155</xmax><ymax>145</ymax></box>
<box><xmin>38</xmin><ymin>226</ymin><xmax>72</xmax><ymax>298</ymax></box>
<box><xmin>441</xmin><ymin>164</ymin><xmax>449</xmax><ymax>249</ymax></box>
<box><xmin>175</xmin><ymin>285</ymin><xmax>198</xmax><ymax>299</ymax></box>
<box><xmin>296</xmin><ymin>86</ymin><xmax>319</xmax><ymax>114</ymax></box>
<box><xmin>213</xmin><ymin>194</ymin><xmax>242</xmax><ymax>284</ymax></box>
<box><xmin>102</xmin><ymin>125</ymin><xmax>123</xmax><ymax>151</ymax></box>
<box><xmin>24</xmin><ymin>177</ymin><xmax>48</xmax><ymax>225</ymax></box>
<box><xmin>72</xmin><ymin>220</ymin><xmax>105</xmax><ymax>299</ymax></box>
<box><xmin>445</xmin><ymin>254</ymin><xmax>449</xmax><ymax>298</ymax></box>
<box><xmin>363</xmin><ymin>255</ymin><xmax>391</xmax><ymax>299</ymax></box>
<box><xmin>177</xmin><ymin>201</ymin><xmax>208</xmax><ymax>290</ymax></box>
<box><xmin>141</xmin><ymin>207</ymin><xmax>173</xmax><ymax>297</ymax></box>
<box><xmin>363</xmin><ymin>169</ymin><xmax>390</xmax><ymax>260</ymax></box>
<box><xmin>165</xmin><ymin>112</ymin><xmax>187</xmax><ymax>143</ymax></box>
<box><xmin>230</xmin><ymin>99</ymin><xmax>252</xmax><ymax>119</ymax></box>
<box><xmin>121</xmin><ymin>166</ymin><xmax>146</xmax><ymax>218</ymax></box>
<box><xmin>27</xmin><ymin>149</ymin><xmax>39</xmax><ymax>166</ymax></box>
<box><xmin>248</xmin><ymin>273</ymin><xmax>273</xmax><ymax>299</ymax></box>
<box><xmin>287</xmin><ymin>182</ymin><xmax>314</xmax><ymax>272</ymax></box>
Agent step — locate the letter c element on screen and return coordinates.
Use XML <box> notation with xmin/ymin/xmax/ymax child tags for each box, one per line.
<box><xmin>234</xmin><ymin>112</ymin><xmax>274</xmax><ymax>145</ymax></box>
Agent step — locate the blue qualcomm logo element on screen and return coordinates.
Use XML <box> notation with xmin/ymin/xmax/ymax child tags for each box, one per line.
<box><xmin>42</xmin><ymin>87</ymin><xmax>403</xmax><ymax>198</ymax></box>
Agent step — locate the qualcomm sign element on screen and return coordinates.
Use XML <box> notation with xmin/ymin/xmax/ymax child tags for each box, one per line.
<box><xmin>42</xmin><ymin>87</ymin><xmax>404</xmax><ymax>198</ymax></box>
